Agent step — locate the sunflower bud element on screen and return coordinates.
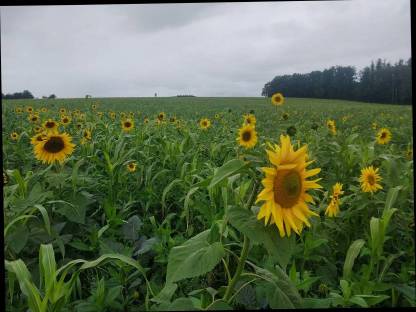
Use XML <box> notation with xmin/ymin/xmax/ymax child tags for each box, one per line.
<box><xmin>286</xmin><ymin>126</ymin><xmax>297</xmax><ymax>137</ymax></box>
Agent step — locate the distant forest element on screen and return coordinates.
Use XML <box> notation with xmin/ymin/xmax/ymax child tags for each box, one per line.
<box><xmin>262</xmin><ymin>58</ymin><xmax>412</xmax><ymax>105</ymax></box>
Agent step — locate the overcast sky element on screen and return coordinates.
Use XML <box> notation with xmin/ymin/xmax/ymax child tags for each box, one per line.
<box><xmin>0</xmin><ymin>1</ymin><xmax>411</xmax><ymax>98</ymax></box>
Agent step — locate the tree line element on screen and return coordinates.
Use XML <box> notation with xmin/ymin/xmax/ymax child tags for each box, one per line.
<box><xmin>261</xmin><ymin>58</ymin><xmax>412</xmax><ymax>105</ymax></box>
<box><xmin>2</xmin><ymin>90</ymin><xmax>57</xmax><ymax>100</ymax></box>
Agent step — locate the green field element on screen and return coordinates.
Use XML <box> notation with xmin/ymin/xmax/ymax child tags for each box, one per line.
<box><xmin>2</xmin><ymin>97</ymin><xmax>414</xmax><ymax>310</ymax></box>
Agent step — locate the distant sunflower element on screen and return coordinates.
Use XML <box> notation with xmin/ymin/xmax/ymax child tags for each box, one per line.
<box><xmin>243</xmin><ymin>114</ymin><xmax>256</xmax><ymax>126</ymax></box>
<box><xmin>170</xmin><ymin>116</ymin><xmax>177</xmax><ymax>123</ymax></box>
<box><xmin>28</xmin><ymin>114</ymin><xmax>40</xmax><ymax>123</ymax></box>
<box><xmin>376</xmin><ymin>128</ymin><xmax>392</xmax><ymax>145</ymax></box>
<box><xmin>271</xmin><ymin>93</ymin><xmax>284</xmax><ymax>106</ymax></box>
<box><xmin>15</xmin><ymin>107</ymin><xmax>23</xmax><ymax>114</ymax></box>
<box><xmin>10</xmin><ymin>132</ymin><xmax>19</xmax><ymax>141</ymax></box>
<box><xmin>43</xmin><ymin>119</ymin><xmax>59</xmax><ymax>133</ymax></box>
<box><xmin>122</xmin><ymin>118</ymin><xmax>134</xmax><ymax>132</ymax></box>
<box><xmin>41</xmin><ymin>107</ymin><xmax>48</xmax><ymax>113</ymax></box>
<box><xmin>325</xmin><ymin>183</ymin><xmax>344</xmax><ymax>217</ymax></box>
<box><xmin>61</xmin><ymin>115</ymin><xmax>71</xmax><ymax>126</ymax></box>
<box><xmin>359</xmin><ymin>166</ymin><xmax>382</xmax><ymax>194</ymax></box>
<box><xmin>26</xmin><ymin>106</ymin><xmax>34</xmax><ymax>113</ymax></box>
<box><xmin>91</xmin><ymin>104</ymin><xmax>97</xmax><ymax>110</ymax></box>
<box><xmin>326</xmin><ymin>120</ymin><xmax>336</xmax><ymax>135</ymax></box>
<box><xmin>127</xmin><ymin>162</ymin><xmax>137</xmax><ymax>172</ymax></box>
<box><xmin>144</xmin><ymin>117</ymin><xmax>149</xmax><ymax>124</ymax></box>
<box><xmin>215</xmin><ymin>113</ymin><xmax>220</xmax><ymax>119</ymax></box>
<box><xmin>83</xmin><ymin>129</ymin><xmax>92</xmax><ymax>140</ymax></box>
<box><xmin>109</xmin><ymin>112</ymin><xmax>116</xmax><ymax>120</ymax></box>
<box><xmin>30</xmin><ymin>133</ymin><xmax>47</xmax><ymax>146</ymax></box>
<box><xmin>34</xmin><ymin>132</ymin><xmax>75</xmax><ymax>164</ymax></box>
<box><xmin>59</xmin><ymin>108</ymin><xmax>66</xmax><ymax>115</ymax></box>
<box><xmin>256</xmin><ymin>134</ymin><xmax>322</xmax><ymax>237</ymax></box>
<box><xmin>199</xmin><ymin>118</ymin><xmax>211</xmax><ymax>130</ymax></box>
<box><xmin>76</xmin><ymin>123</ymin><xmax>83</xmax><ymax>130</ymax></box>
<box><xmin>237</xmin><ymin>124</ymin><xmax>257</xmax><ymax>149</ymax></box>
<box><xmin>34</xmin><ymin>126</ymin><xmax>43</xmax><ymax>133</ymax></box>
<box><xmin>158</xmin><ymin>112</ymin><xmax>166</xmax><ymax>121</ymax></box>
<box><xmin>282</xmin><ymin>112</ymin><xmax>289</xmax><ymax>120</ymax></box>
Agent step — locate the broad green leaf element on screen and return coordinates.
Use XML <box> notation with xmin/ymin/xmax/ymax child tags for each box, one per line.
<box><xmin>166</xmin><ymin>230</ymin><xmax>225</xmax><ymax>284</ymax></box>
<box><xmin>343</xmin><ymin>239</ymin><xmax>365</xmax><ymax>280</ymax></box>
<box><xmin>384</xmin><ymin>186</ymin><xmax>401</xmax><ymax>212</ymax></box>
<box><xmin>122</xmin><ymin>215</ymin><xmax>143</xmax><ymax>241</ymax></box>
<box><xmin>206</xmin><ymin>299</ymin><xmax>233</xmax><ymax>310</ymax></box>
<box><xmin>208</xmin><ymin>159</ymin><xmax>247</xmax><ymax>189</ymax></box>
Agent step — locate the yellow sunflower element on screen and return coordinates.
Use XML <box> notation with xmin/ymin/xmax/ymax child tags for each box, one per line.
<box><xmin>122</xmin><ymin>118</ymin><xmax>134</xmax><ymax>132</ymax></box>
<box><xmin>243</xmin><ymin>114</ymin><xmax>256</xmax><ymax>126</ymax></box>
<box><xmin>271</xmin><ymin>93</ymin><xmax>284</xmax><ymax>106</ymax></box>
<box><xmin>325</xmin><ymin>183</ymin><xmax>344</xmax><ymax>217</ymax></box>
<box><xmin>376</xmin><ymin>128</ymin><xmax>392</xmax><ymax>145</ymax></box>
<box><xmin>144</xmin><ymin>117</ymin><xmax>149</xmax><ymax>124</ymax></box>
<box><xmin>34</xmin><ymin>132</ymin><xmax>75</xmax><ymax>164</ymax></box>
<box><xmin>41</xmin><ymin>107</ymin><xmax>48</xmax><ymax>113</ymax></box>
<box><xmin>33</xmin><ymin>126</ymin><xmax>43</xmax><ymax>133</ymax></box>
<box><xmin>256</xmin><ymin>134</ymin><xmax>322</xmax><ymax>237</ymax></box>
<box><xmin>59</xmin><ymin>108</ymin><xmax>66</xmax><ymax>115</ymax></box>
<box><xmin>28</xmin><ymin>114</ymin><xmax>40</xmax><ymax>123</ymax></box>
<box><xmin>158</xmin><ymin>112</ymin><xmax>166</xmax><ymax>121</ymax></box>
<box><xmin>127</xmin><ymin>162</ymin><xmax>137</xmax><ymax>172</ymax></box>
<box><xmin>237</xmin><ymin>124</ymin><xmax>258</xmax><ymax>149</ymax></box>
<box><xmin>109</xmin><ymin>112</ymin><xmax>116</xmax><ymax>120</ymax></box>
<box><xmin>30</xmin><ymin>133</ymin><xmax>47</xmax><ymax>146</ymax></box>
<box><xmin>91</xmin><ymin>104</ymin><xmax>97</xmax><ymax>110</ymax></box>
<box><xmin>15</xmin><ymin>107</ymin><xmax>23</xmax><ymax>114</ymax></box>
<box><xmin>359</xmin><ymin>166</ymin><xmax>382</xmax><ymax>194</ymax></box>
<box><xmin>83</xmin><ymin>129</ymin><xmax>92</xmax><ymax>140</ymax></box>
<box><xmin>26</xmin><ymin>106</ymin><xmax>33</xmax><ymax>113</ymax></box>
<box><xmin>215</xmin><ymin>113</ymin><xmax>220</xmax><ymax>119</ymax></box>
<box><xmin>10</xmin><ymin>132</ymin><xmax>19</xmax><ymax>141</ymax></box>
<box><xmin>61</xmin><ymin>115</ymin><xmax>71</xmax><ymax>126</ymax></box>
<box><xmin>199</xmin><ymin>118</ymin><xmax>211</xmax><ymax>130</ymax></box>
<box><xmin>326</xmin><ymin>120</ymin><xmax>336</xmax><ymax>135</ymax></box>
<box><xmin>43</xmin><ymin>119</ymin><xmax>59</xmax><ymax>133</ymax></box>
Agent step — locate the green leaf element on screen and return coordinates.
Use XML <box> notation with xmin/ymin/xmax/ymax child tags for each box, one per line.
<box><xmin>7</xmin><ymin>225</ymin><xmax>29</xmax><ymax>254</ymax></box>
<box><xmin>162</xmin><ymin>178</ymin><xmax>183</xmax><ymax>210</ymax></box>
<box><xmin>166</xmin><ymin>230</ymin><xmax>225</xmax><ymax>284</ymax></box>
<box><xmin>122</xmin><ymin>215</ymin><xmax>143</xmax><ymax>241</ymax></box>
<box><xmin>227</xmin><ymin>205</ymin><xmax>295</xmax><ymax>269</ymax></box>
<box><xmin>343</xmin><ymin>239</ymin><xmax>365</xmax><ymax>280</ymax></box>
<box><xmin>158</xmin><ymin>297</ymin><xmax>196</xmax><ymax>311</ymax></box>
<box><xmin>349</xmin><ymin>295</ymin><xmax>368</xmax><ymax>307</ymax></box>
<box><xmin>208</xmin><ymin>159</ymin><xmax>247</xmax><ymax>189</ymax></box>
<box><xmin>34</xmin><ymin>204</ymin><xmax>51</xmax><ymax>236</ymax></box>
<box><xmin>206</xmin><ymin>299</ymin><xmax>233</xmax><ymax>310</ymax></box>
<box><xmin>384</xmin><ymin>186</ymin><xmax>401</xmax><ymax>212</ymax></box>
<box><xmin>39</xmin><ymin>244</ymin><xmax>57</xmax><ymax>298</ymax></box>
<box><xmin>56</xmin><ymin>192</ymin><xmax>94</xmax><ymax>224</ymax></box>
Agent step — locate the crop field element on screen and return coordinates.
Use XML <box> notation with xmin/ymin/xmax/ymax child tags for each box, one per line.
<box><xmin>2</xmin><ymin>96</ymin><xmax>415</xmax><ymax>310</ymax></box>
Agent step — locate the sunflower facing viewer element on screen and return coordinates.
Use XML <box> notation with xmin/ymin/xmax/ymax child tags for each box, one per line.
<box><xmin>34</xmin><ymin>132</ymin><xmax>75</xmax><ymax>164</ymax></box>
<box><xmin>237</xmin><ymin>124</ymin><xmax>257</xmax><ymax>149</ymax></box>
<box><xmin>376</xmin><ymin>128</ymin><xmax>392</xmax><ymax>145</ymax></box>
<box><xmin>271</xmin><ymin>93</ymin><xmax>285</xmax><ymax>106</ymax></box>
<box><xmin>256</xmin><ymin>134</ymin><xmax>322</xmax><ymax>237</ymax></box>
<box><xmin>122</xmin><ymin>118</ymin><xmax>134</xmax><ymax>132</ymax></box>
<box><xmin>359</xmin><ymin>165</ymin><xmax>382</xmax><ymax>194</ymax></box>
<box><xmin>199</xmin><ymin>118</ymin><xmax>211</xmax><ymax>130</ymax></box>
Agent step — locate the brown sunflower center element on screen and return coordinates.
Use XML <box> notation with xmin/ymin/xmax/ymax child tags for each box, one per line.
<box><xmin>381</xmin><ymin>132</ymin><xmax>387</xmax><ymax>139</ymax></box>
<box><xmin>63</xmin><ymin>118</ymin><xmax>69</xmax><ymax>123</ymax></box>
<box><xmin>124</xmin><ymin>122</ymin><xmax>132</xmax><ymax>128</ymax></box>
<box><xmin>242</xmin><ymin>130</ymin><xmax>252</xmax><ymax>142</ymax></box>
<box><xmin>43</xmin><ymin>136</ymin><xmax>65</xmax><ymax>153</ymax></box>
<box><xmin>367</xmin><ymin>174</ymin><xmax>375</xmax><ymax>185</ymax></box>
<box><xmin>45</xmin><ymin>121</ymin><xmax>55</xmax><ymax>128</ymax></box>
<box><xmin>202</xmin><ymin>121</ymin><xmax>207</xmax><ymax>126</ymax></box>
<box><xmin>273</xmin><ymin>170</ymin><xmax>302</xmax><ymax>208</ymax></box>
<box><xmin>32</xmin><ymin>117</ymin><xmax>38</xmax><ymax>121</ymax></box>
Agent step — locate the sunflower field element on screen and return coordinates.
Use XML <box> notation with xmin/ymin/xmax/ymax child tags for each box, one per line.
<box><xmin>2</xmin><ymin>96</ymin><xmax>414</xmax><ymax>310</ymax></box>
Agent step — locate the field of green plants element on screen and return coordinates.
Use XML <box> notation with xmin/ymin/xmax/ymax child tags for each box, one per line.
<box><xmin>2</xmin><ymin>96</ymin><xmax>414</xmax><ymax>310</ymax></box>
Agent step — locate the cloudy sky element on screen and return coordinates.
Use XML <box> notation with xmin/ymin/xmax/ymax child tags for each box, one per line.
<box><xmin>0</xmin><ymin>1</ymin><xmax>411</xmax><ymax>98</ymax></box>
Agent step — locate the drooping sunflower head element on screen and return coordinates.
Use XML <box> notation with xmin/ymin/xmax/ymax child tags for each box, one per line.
<box><xmin>122</xmin><ymin>118</ymin><xmax>134</xmax><ymax>132</ymax></box>
<box><xmin>376</xmin><ymin>128</ymin><xmax>392</xmax><ymax>145</ymax></box>
<box><xmin>158</xmin><ymin>112</ymin><xmax>166</xmax><ymax>121</ymax></box>
<box><xmin>271</xmin><ymin>93</ymin><xmax>284</xmax><ymax>106</ymax></box>
<box><xmin>83</xmin><ymin>129</ymin><xmax>92</xmax><ymax>140</ymax></box>
<box><xmin>199</xmin><ymin>118</ymin><xmax>211</xmax><ymax>130</ymax></box>
<box><xmin>43</xmin><ymin>119</ymin><xmax>59</xmax><ymax>133</ymax></box>
<box><xmin>61</xmin><ymin>115</ymin><xmax>71</xmax><ymax>126</ymax></box>
<box><xmin>243</xmin><ymin>114</ymin><xmax>256</xmax><ymax>126</ymax></box>
<box><xmin>256</xmin><ymin>134</ymin><xmax>322</xmax><ymax>237</ymax></box>
<box><xmin>326</xmin><ymin>120</ymin><xmax>336</xmax><ymax>135</ymax></box>
<box><xmin>127</xmin><ymin>162</ymin><xmax>137</xmax><ymax>172</ymax></box>
<box><xmin>237</xmin><ymin>124</ymin><xmax>258</xmax><ymax>149</ymax></box>
<box><xmin>359</xmin><ymin>166</ymin><xmax>382</xmax><ymax>194</ymax></box>
<box><xmin>34</xmin><ymin>132</ymin><xmax>75</xmax><ymax>164</ymax></box>
<box><xmin>10</xmin><ymin>132</ymin><xmax>19</xmax><ymax>141</ymax></box>
<box><xmin>31</xmin><ymin>133</ymin><xmax>47</xmax><ymax>146</ymax></box>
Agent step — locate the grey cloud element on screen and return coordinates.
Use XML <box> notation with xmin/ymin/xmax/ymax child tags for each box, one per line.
<box><xmin>0</xmin><ymin>1</ymin><xmax>411</xmax><ymax>98</ymax></box>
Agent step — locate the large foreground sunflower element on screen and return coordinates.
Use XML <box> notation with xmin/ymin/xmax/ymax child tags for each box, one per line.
<box><xmin>376</xmin><ymin>128</ymin><xmax>392</xmax><ymax>145</ymax></box>
<box><xmin>271</xmin><ymin>93</ymin><xmax>284</xmax><ymax>106</ymax></box>
<box><xmin>359</xmin><ymin>166</ymin><xmax>382</xmax><ymax>193</ymax></box>
<box><xmin>199</xmin><ymin>118</ymin><xmax>211</xmax><ymax>130</ymax></box>
<box><xmin>34</xmin><ymin>132</ymin><xmax>75</xmax><ymax>164</ymax></box>
<box><xmin>121</xmin><ymin>118</ymin><xmax>134</xmax><ymax>132</ymax></box>
<box><xmin>256</xmin><ymin>134</ymin><xmax>322</xmax><ymax>237</ymax></box>
<box><xmin>237</xmin><ymin>124</ymin><xmax>257</xmax><ymax>149</ymax></box>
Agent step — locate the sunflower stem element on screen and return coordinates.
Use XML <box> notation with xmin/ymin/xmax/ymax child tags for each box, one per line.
<box><xmin>223</xmin><ymin>235</ymin><xmax>250</xmax><ymax>303</ymax></box>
